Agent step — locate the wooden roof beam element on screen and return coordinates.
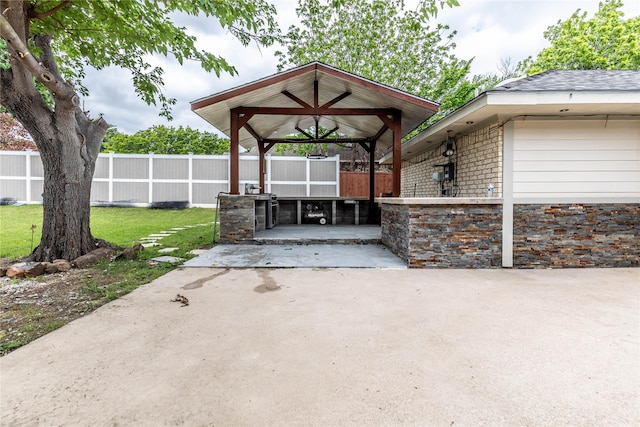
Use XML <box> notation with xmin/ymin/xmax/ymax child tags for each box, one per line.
<box><xmin>263</xmin><ymin>137</ymin><xmax>371</xmax><ymax>144</ymax></box>
<box><xmin>235</xmin><ymin>106</ymin><xmax>397</xmax><ymax>116</ymax></box>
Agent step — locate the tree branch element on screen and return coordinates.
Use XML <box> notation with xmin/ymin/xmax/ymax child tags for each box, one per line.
<box><xmin>28</xmin><ymin>0</ymin><xmax>71</xmax><ymax>20</ymax></box>
<box><xmin>0</xmin><ymin>13</ymin><xmax>77</xmax><ymax>105</ymax></box>
<box><xmin>34</xmin><ymin>33</ymin><xmax>63</xmax><ymax>81</ymax></box>
<box><xmin>75</xmin><ymin>108</ymin><xmax>109</xmax><ymax>159</ymax></box>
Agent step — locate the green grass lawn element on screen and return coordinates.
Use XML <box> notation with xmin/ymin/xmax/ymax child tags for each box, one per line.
<box><xmin>0</xmin><ymin>205</ymin><xmax>216</xmax><ymax>259</ymax></box>
<box><xmin>0</xmin><ymin>205</ymin><xmax>217</xmax><ymax>355</ymax></box>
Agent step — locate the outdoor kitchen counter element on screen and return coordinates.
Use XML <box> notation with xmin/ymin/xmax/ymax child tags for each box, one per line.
<box><xmin>376</xmin><ymin>197</ymin><xmax>504</xmax><ymax>268</ymax></box>
<box><xmin>375</xmin><ymin>197</ymin><xmax>503</xmax><ymax>205</ymax></box>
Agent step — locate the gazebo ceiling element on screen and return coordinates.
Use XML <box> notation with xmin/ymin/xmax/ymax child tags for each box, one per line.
<box><xmin>191</xmin><ymin>62</ymin><xmax>439</xmax><ymax>150</ymax></box>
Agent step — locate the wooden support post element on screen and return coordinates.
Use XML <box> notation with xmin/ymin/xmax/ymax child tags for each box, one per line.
<box><xmin>391</xmin><ymin>111</ymin><xmax>402</xmax><ymax>197</ymax></box>
<box><xmin>368</xmin><ymin>140</ymin><xmax>377</xmax><ymax>223</ymax></box>
<box><xmin>230</xmin><ymin>109</ymin><xmax>240</xmax><ymax>194</ymax></box>
<box><xmin>258</xmin><ymin>143</ymin><xmax>266</xmax><ymax>193</ymax></box>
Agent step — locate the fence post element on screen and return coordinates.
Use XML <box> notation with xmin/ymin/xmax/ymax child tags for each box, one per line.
<box><xmin>108</xmin><ymin>151</ymin><xmax>114</xmax><ymax>203</ymax></box>
<box><xmin>188</xmin><ymin>152</ymin><xmax>193</xmax><ymax>206</ymax></box>
<box><xmin>148</xmin><ymin>152</ymin><xmax>154</xmax><ymax>204</ymax></box>
<box><xmin>266</xmin><ymin>154</ymin><xmax>272</xmax><ymax>193</ymax></box>
<box><xmin>25</xmin><ymin>149</ymin><xmax>32</xmax><ymax>203</ymax></box>
<box><xmin>306</xmin><ymin>157</ymin><xmax>311</xmax><ymax>196</ymax></box>
<box><xmin>335</xmin><ymin>154</ymin><xmax>340</xmax><ymax>197</ymax></box>
<box><xmin>226</xmin><ymin>153</ymin><xmax>231</xmax><ymax>192</ymax></box>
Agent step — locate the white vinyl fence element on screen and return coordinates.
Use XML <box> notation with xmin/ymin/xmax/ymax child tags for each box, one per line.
<box><xmin>0</xmin><ymin>151</ymin><xmax>340</xmax><ymax>207</ymax></box>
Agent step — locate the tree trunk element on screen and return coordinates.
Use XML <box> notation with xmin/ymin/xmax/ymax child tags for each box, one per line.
<box><xmin>31</xmin><ymin>129</ymin><xmax>99</xmax><ymax>262</ymax></box>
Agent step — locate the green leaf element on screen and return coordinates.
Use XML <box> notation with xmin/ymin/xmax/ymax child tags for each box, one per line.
<box><xmin>4</xmin><ymin>0</ymin><xmax>280</xmax><ymax>118</ymax></box>
<box><xmin>523</xmin><ymin>0</ymin><xmax>640</xmax><ymax>73</ymax></box>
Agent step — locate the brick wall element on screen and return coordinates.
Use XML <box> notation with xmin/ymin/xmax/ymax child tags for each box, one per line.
<box><xmin>381</xmin><ymin>201</ymin><xmax>503</xmax><ymax>268</ymax></box>
<box><xmin>401</xmin><ymin>123</ymin><xmax>502</xmax><ymax>198</ymax></box>
<box><xmin>401</xmin><ymin>147</ymin><xmax>442</xmax><ymax>197</ymax></box>
<box><xmin>514</xmin><ymin>204</ymin><xmax>640</xmax><ymax>268</ymax></box>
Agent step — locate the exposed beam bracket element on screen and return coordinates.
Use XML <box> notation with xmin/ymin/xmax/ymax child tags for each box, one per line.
<box><xmin>245</xmin><ymin>123</ymin><xmax>262</xmax><ymax>143</ymax></box>
<box><xmin>358</xmin><ymin>141</ymin><xmax>373</xmax><ymax>153</ymax></box>
<box><xmin>319</xmin><ymin>126</ymin><xmax>340</xmax><ymax>139</ymax></box>
<box><xmin>320</xmin><ymin>91</ymin><xmax>351</xmax><ymax>109</ymax></box>
<box><xmin>282</xmin><ymin>90</ymin><xmax>312</xmax><ymax>109</ymax></box>
<box><xmin>295</xmin><ymin>126</ymin><xmax>315</xmax><ymax>139</ymax></box>
<box><xmin>372</xmin><ymin>124</ymin><xmax>389</xmax><ymax>141</ymax></box>
<box><xmin>238</xmin><ymin>112</ymin><xmax>254</xmax><ymax>128</ymax></box>
<box><xmin>377</xmin><ymin>113</ymin><xmax>396</xmax><ymax>129</ymax></box>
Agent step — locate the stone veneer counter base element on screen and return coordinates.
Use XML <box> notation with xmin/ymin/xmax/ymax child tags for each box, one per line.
<box><xmin>378</xmin><ymin>198</ymin><xmax>502</xmax><ymax>269</ymax></box>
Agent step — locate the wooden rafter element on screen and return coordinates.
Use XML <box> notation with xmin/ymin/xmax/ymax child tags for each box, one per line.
<box><xmin>282</xmin><ymin>90</ymin><xmax>312</xmax><ymax>109</ymax></box>
<box><xmin>320</xmin><ymin>91</ymin><xmax>351</xmax><ymax>109</ymax></box>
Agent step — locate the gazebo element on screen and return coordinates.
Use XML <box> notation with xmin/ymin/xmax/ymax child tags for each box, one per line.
<box><xmin>191</xmin><ymin>62</ymin><xmax>439</xmax><ymax>209</ymax></box>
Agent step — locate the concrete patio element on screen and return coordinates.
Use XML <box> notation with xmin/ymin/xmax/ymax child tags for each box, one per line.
<box><xmin>183</xmin><ymin>224</ymin><xmax>406</xmax><ymax>269</ymax></box>
<box><xmin>2</xmin><ymin>267</ymin><xmax>638</xmax><ymax>426</ymax></box>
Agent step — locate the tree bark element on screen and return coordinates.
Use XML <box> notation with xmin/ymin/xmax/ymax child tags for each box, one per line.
<box><xmin>32</xmin><ymin>127</ymin><xmax>101</xmax><ymax>261</ymax></box>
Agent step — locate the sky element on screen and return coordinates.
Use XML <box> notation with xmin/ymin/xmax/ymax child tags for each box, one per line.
<box><xmin>80</xmin><ymin>0</ymin><xmax>640</xmax><ymax>136</ymax></box>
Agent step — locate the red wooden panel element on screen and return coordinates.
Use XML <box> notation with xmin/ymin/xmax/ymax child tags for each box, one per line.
<box><xmin>340</xmin><ymin>171</ymin><xmax>393</xmax><ymax>198</ymax></box>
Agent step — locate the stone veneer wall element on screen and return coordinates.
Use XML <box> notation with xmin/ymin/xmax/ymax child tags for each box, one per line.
<box><xmin>513</xmin><ymin>204</ymin><xmax>640</xmax><ymax>268</ymax></box>
<box><xmin>218</xmin><ymin>195</ymin><xmax>254</xmax><ymax>244</ymax></box>
<box><xmin>401</xmin><ymin>123</ymin><xmax>503</xmax><ymax>198</ymax></box>
<box><xmin>381</xmin><ymin>202</ymin><xmax>502</xmax><ymax>268</ymax></box>
<box><xmin>379</xmin><ymin>203</ymin><xmax>410</xmax><ymax>261</ymax></box>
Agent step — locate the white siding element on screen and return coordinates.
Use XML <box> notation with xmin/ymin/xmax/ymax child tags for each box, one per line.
<box><xmin>513</xmin><ymin>120</ymin><xmax>640</xmax><ymax>201</ymax></box>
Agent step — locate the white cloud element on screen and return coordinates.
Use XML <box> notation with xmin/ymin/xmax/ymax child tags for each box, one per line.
<box><xmin>439</xmin><ymin>0</ymin><xmax>640</xmax><ymax>75</ymax></box>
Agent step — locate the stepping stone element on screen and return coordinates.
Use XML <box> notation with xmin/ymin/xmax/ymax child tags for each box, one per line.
<box><xmin>170</xmin><ymin>228</ymin><xmax>186</xmax><ymax>231</ymax></box>
<box><xmin>158</xmin><ymin>247</ymin><xmax>178</xmax><ymax>253</ymax></box>
<box><xmin>141</xmin><ymin>243</ymin><xmax>160</xmax><ymax>248</ymax></box>
<box><xmin>149</xmin><ymin>233</ymin><xmax>171</xmax><ymax>237</ymax></box>
<box><xmin>150</xmin><ymin>256</ymin><xmax>184</xmax><ymax>263</ymax></box>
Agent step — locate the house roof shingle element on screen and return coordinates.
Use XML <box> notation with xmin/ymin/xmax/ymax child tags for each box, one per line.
<box><xmin>492</xmin><ymin>70</ymin><xmax>640</xmax><ymax>92</ymax></box>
